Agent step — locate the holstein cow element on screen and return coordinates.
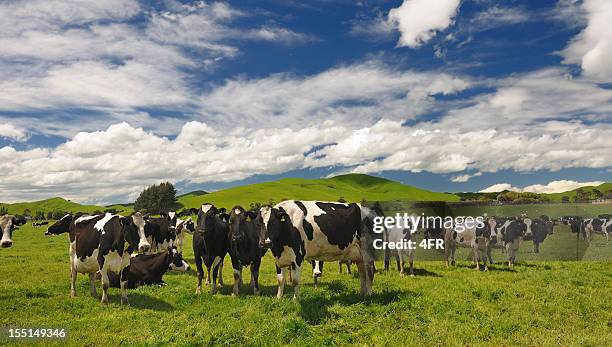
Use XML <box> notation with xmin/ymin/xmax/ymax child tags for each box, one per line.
<box><xmin>193</xmin><ymin>204</ymin><xmax>229</xmax><ymax>294</ymax></box>
<box><xmin>528</xmin><ymin>217</ymin><xmax>553</xmax><ymax>253</ymax></box>
<box><xmin>228</xmin><ymin>206</ymin><xmax>267</xmax><ymax>296</ymax></box>
<box><xmin>32</xmin><ymin>221</ymin><xmax>49</xmax><ymax>227</ymax></box>
<box><xmin>562</xmin><ymin>216</ymin><xmax>584</xmax><ymax>237</ymax></box>
<box><xmin>0</xmin><ymin>215</ymin><xmax>26</xmax><ymax>248</ymax></box>
<box><xmin>174</xmin><ymin>217</ymin><xmax>195</xmax><ymax>254</ymax></box>
<box><xmin>258</xmin><ymin>200</ymin><xmax>376</xmax><ymax>300</ymax></box>
<box><xmin>45</xmin><ymin>213</ymin><xmax>150</xmax><ymax>304</ymax></box>
<box><xmin>444</xmin><ymin>218</ymin><xmax>491</xmax><ymax>271</ymax></box>
<box><xmin>106</xmin><ymin>246</ymin><xmax>190</xmax><ymax>288</ymax></box>
<box><xmin>489</xmin><ymin>217</ymin><xmax>531</xmax><ymax>267</ymax></box>
<box><xmin>144</xmin><ymin>216</ymin><xmax>175</xmax><ymax>252</ymax></box>
<box><xmin>583</xmin><ymin>218</ymin><xmax>611</xmax><ymax>243</ymax></box>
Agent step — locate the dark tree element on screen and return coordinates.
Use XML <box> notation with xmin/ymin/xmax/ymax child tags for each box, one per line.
<box><xmin>134</xmin><ymin>182</ymin><xmax>178</xmax><ymax>214</ymax></box>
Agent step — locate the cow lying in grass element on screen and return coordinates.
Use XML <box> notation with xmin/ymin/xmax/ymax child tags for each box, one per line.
<box><xmin>106</xmin><ymin>247</ymin><xmax>190</xmax><ymax>288</ymax></box>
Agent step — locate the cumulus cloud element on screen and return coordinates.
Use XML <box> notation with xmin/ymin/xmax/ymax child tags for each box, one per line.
<box><xmin>388</xmin><ymin>0</ymin><xmax>461</xmax><ymax>48</ymax></box>
<box><xmin>0</xmin><ymin>123</ymin><xmax>28</xmax><ymax>142</ymax></box>
<box><xmin>561</xmin><ymin>0</ymin><xmax>612</xmax><ymax>80</ymax></box>
<box><xmin>480</xmin><ymin>180</ymin><xmax>604</xmax><ymax>193</ymax></box>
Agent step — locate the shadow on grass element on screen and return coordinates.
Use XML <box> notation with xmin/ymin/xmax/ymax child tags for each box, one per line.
<box><xmin>113</xmin><ymin>293</ymin><xmax>174</xmax><ymax>311</ymax></box>
<box><xmin>298</xmin><ymin>280</ymin><xmax>414</xmax><ymax>325</ymax></box>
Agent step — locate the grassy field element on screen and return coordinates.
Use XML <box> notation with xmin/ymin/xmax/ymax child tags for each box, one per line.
<box><xmin>1</xmin><ymin>223</ymin><xmax>611</xmax><ymax>346</ymax></box>
<box><xmin>0</xmin><ymin>197</ymin><xmax>133</xmax><ymax>216</ymax></box>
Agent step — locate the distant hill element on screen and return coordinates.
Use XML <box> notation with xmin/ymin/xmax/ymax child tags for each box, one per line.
<box><xmin>177</xmin><ymin>173</ymin><xmax>460</xmax><ymax>209</ymax></box>
<box><xmin>545</xmin><ymin>182</ymin><xmax>612</xmax><ymax>202</ymax></box>
<box><xmin>0</xmin><ymin>197</ymin><xmax>132</xmax><ymax>216</ymax></box>
<box><xmin>177</xmin><ymin>190</ymin><xmax>208</xmax><ymax>198</ymax></box>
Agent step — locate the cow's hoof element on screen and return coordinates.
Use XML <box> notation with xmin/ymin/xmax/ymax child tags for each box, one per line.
<box><xmin>195</xmin><ymin>287</ymin><xmax>202</xmax><ymax>295</ymax></box>
<box><xmin>70</xmin><ymin>291</ymin><xmax>76</xmax><ymax>298</ymax></box>
<box><xmin>121</xmin><ymin>298</ymin><xmax>129</xmax><ymax>305</ymax></box>
<box><xmin>410</xmin><ymin>273</ymin><xmax>415</xmax><ymax>277</ymax></box>
<box><xmin>101</xmin><ymin>299</ymin><xmax>108</xmax><ymax>305</ymax></box>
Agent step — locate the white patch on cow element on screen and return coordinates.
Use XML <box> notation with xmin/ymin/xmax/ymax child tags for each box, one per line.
<box><xmin>524</xmin><ymin>218</ymin><xmax>533</xmax><ymax>237</ymax></box>
<box><xmin>0</xmin><ymin>215</ymin><xmax>13</xmax><ymax>246</ymax></box>
<box><xmin>276</xmin><ymin>246</ymin><xmax>297</xmax><ymax>267</ymax></box>
<box><xmin>234</xmin><ymin>209</ymin><xmax>241</xmax><ymax>215</ymax></box>
<box><xmin>103</xmin><ymin>250</ymin><xmax>130</xmax><ymax>274</ymax></box>
<box><xmin>168</xmin><ymin>211</ymin><xmax>176</xmax><ymax>220</ymax></box>
<box><xmin>201</xmin><ymin>204</ymin><xmax>213</xmax><ymax>213</ymax></box>
<box><xmin>260</xmin><ymin>206</ymin><xmax>272</xmax><ymax>230</ymax></box>
<box><xmin>94</xmin><ymin>213</ymin><xmax>114</xmax><ymax>232</ymax></box>
<box><xmin>75</xmin><ymin>215</ymin><xmax>97</xmax><ymax>224</ymax></box>
<box><xmin>170</xmin><ymin>259</ymin><xmax>190</xmax><ymax>272</ymax></box>
<box><xmin>73</xmin><ymin>248</ymin><xmax>100</xmax><ymax>274</ymax></box>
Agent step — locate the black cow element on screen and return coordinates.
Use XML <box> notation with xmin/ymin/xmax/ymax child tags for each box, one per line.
<box><xmin>32</xmin><ymin>221</ymin><xmax>49</xmax><ymax>227</ymax></box>
<box><xmin>106</xmin><ymin>247</ymin><xmax>190</xmax><ymax>288</ymax></box>
<box><xmin>258</xmin><ymin>201</ymin><xmax>376</xmax><ymax>299</ymax></box>
<box><xmin>193</xmin><ymin>204</ymin><xmax>229</xmax><ymax>295</ymax></box>
<box><xmin>530</xmin><ymin>218</ymin><xmax>553</xmax><ymax>253</ymax></box>
<box><xmin>228</xmin><ymin>206</ymin><xmax>267</xmax><ymax>296</ymax></box>
<box><xmin>490</xmin><ymin>217</ymin><xmax>530</xmax><ymax>267</ymax></box>
<box><xmin>0</xmin><ymin>214</ymin><xmax>26</xmax><ymax>248</ymax></box>
<box><xmin>45</xmin><ymin>213</ymin><xmax>150</xmax><ymax>304</ymax></box>
<box><xmin>562</xmin><ymin>216</ymin><xmax>584</xmax><ymax>238</ymax></box>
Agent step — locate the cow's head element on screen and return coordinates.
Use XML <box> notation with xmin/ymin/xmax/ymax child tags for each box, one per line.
<box><xmin>1</xmin><ymin>215</ymin><xmax>26</xmax><ymax>248</ymax></box>
<box><xmin>126</xmin><ymin>212</ymin><xmax>151</xmax><ymax>252</ymax></box>
<box><xmin>487</xmin><ymin>217</ymin><xmax>498</xmax><ymax>243</ymax></box>
<box><xmin>196</xmin><ymin>203</ymin><xmax>219</xmax><ymax>233</ymax></box>
<box><xmin>228</xmin><ymin>206</ymin><xmax>256</xmax><ymax>243</ymax></box>
<box><xmin>45</xmin><ymin>214</ymin><xmax>73</xmax><ymax>236</ymax></box>
<box><xmin>168</xmin><ymin>247</ymin><xmax>190</xmax><ymax>272</ymax></box>
<box><xmin>257</xmin><ymin>205</ymin><xmax>289</xmax><ymax>248</ymax></box>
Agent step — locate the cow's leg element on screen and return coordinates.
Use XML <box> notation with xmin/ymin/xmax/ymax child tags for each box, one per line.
<box><xmin>232</xmin><ymin>267</ymin><xmax>242</xmax><ymax>297</ymax></box>
<box><xmin>251</xmin><ymin>261</ymin><xmax>261</xmax><ymax>296</ymax></box>
<box><xmin>205</xmin><ymin>267</ymin><xmax>211</xmax><ymax>286</ymax></box>
<box><xmin>339</xmin><ymin>262</ymin><xmax>343</xmax><ymax>274</ymax></box>
<box><xmin>120</xmin><ymin>267</ymin><xmax>129</xmax><ymax>305</ymax></box>
<box><xmin>357</xmin><ymin>261</ymin><xmax>371</xmax><ymax>296</ymax></box>
<box><xmin>100</xmin><ymin>270</ymin><xmax>110</xmax><ymax>305</ymax></box>
<box><xmin>290</xmin><ymin>263</ymin><xmax>301</xmax><ymax>301</ymax></box>
<box><xmin>89</xmin><ymin>272</ymin><xmax>98</xmax><ymax>297</ymax></box>
<box><xmin>312</xmin><ymin>261</ymin><xmax>321</xmax><ymax>288</ymax></box>
<box><xmin>408</xmin><ymin>250</ymin><xmax>415</xmax><ymax>277</ymax></box>
<box><xmin>218</xmin><ymin>258</ymin><xmax>225</xmax><ymax>286</ymax></box>
<box><xmin>195</xmin><ymin>255</ymin><xmax>204</xmax><ymax>294</ymax></box>
<box><xmin>176</xmin><ymin>234</ymin><xmax>183</xmax><ymax>254</ymax></box>
<box><xmin>70</xmin><ymin>265</ymin><xmax>77</xmax><ymax>297</ymax></box>
<box><xmin>450</xmin><ymin>245</ymin><xmax>456</xmax><ymax>266</ymax></box>
<box><xmin>276</xmin><ymin>265</ymin><xmax>286</xmax><ymax>298</ymax></box>
<box><xmin>211</xmin><ymin>257</ymin><xmax>222</xmax><ymax>295</ymax></box>
<box><xmin>534</xmin><ymin>241</ymin><xmax>540</xmax><ymax>254</ymax></box>
<box><xmin>347</xmin><ymin>261</ymin><xmax>352</xmax><ymax>274</ymax></box>
<box><xmin>399</xmin><ymin>252</ymin><xmax>405</xmax><ymax>276</ymax></box>
<box><xmin>487</xmin><ymin>245</ymin><xmax>493</xmax><ymax>265</ymax></box>
<box><xmin>473</xmin><ymin>246</ymin><xmax>480</xmax><ymax>271</ymax></box>
<box><xmin>444</xmin><ymin>242</ymin><xmax>450</xmax><ymax>267</ymax></box>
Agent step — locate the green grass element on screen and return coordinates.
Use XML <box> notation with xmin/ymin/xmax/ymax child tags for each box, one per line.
<box><xmin>1</xmin><ymin>223</ymin><xmax>611</xmax><ymax>346</ymax></box>
<box><xmin>178</xmin><ymin>174</ymin><xmax>459</xmax><ymax>210</ymax></box>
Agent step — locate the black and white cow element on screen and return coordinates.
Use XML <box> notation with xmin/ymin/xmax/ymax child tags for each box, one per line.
<box><xmin>227</xmin><ymin>206</ymin><xmax>267</xmax><ymax>296</ymax></box>
<box><xmin>45</xmin><ymin>213</ymin><xmax>150</xmax><ymax>304</ymax></box>
<box><xmin>529</xmin><ymin>217</ymin><xmax>553</xmax><ymax>253</ymax></box>
<box><xmin>32</xmin><ymin>221</ymin><xmax>49</xmax><ymax>227</ymax></box>
<box><xmin>582</xmin><ymin>218</ymin><xmax>610</xmax><ymax>243</ymax></box>
<box><xmin>174</xmin><ymin>217</ymin><xmax>195</xmax><ymax>254</ymax></box>
<box><xmin>489</xmin><ymin>217</ymin><xmax>531</xmax><ymax>267</ymax></box>
<box><xmin>106</xmin><ymin>247</ymin><xmax>190</xmax><ymax>288</ymax></box>
<box><xmin>562</xmin><ymin>216</ymin><xmax>584</xmax><ymax>237</ymax></box>
<box><xmin>144</xmin><ymin>217</ymin><xmax>175</xmax><ymax>252</ymax></box>
<box><xmin>444</xmin><ymin>218</ymin><xmax>491</xmax><ymax>271</ymax></box>
<box><xmin>0</xmin><ymin>214</ymin><xmax>26</xmax><ymax>248</ymax></box>
<box><xmin>258</xmin><ymin>200</ymin><xmax>376</xmax><ymax>300</ymax></box>
<box><xmin>193</xmin><ymin>204</ymin><xmax>229</xmax><ymax>295</ymax></box>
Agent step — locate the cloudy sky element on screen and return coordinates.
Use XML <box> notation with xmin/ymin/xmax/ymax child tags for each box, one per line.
<box><xmin>0</xmin><ymin>0</ymin><xmax>610</xmax><ymax>204</ymax></box>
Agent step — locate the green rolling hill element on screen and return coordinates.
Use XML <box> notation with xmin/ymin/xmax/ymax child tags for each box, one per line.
<box><xmin>0</xmin><ymin>197</ymin><xmax>132</xmax><ymax>216</ymax></box>
<box><xmin>545</xmin><ymin>182</ymin><xmax>612</xmax><ymax>202</ymax></box>
<box><xmin>177</xmin><ymin>174</ymin><xmax>459</xmax><ymax>209</ymax></box>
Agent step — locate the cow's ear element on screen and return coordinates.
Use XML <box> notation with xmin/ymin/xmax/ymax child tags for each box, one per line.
<box><xmin>218</xmin><ymin>207</ymin><xmax>226</xmax><ymax>215</ymax></box>
<box><xmin>160</xmin><ymin>212</ymin><xmax>168</xmax><ymax>218</ymax></box>
<box><xmin>120</xmin><ymin>216</ymin><xmax>129</xmax><ymax>226</ymax></box>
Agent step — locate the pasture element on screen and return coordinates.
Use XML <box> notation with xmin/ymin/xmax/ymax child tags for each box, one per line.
<box><xmin>1</xmin><ymin>223</ymin><xmax>612</xmax><ymax>346</ymax></box>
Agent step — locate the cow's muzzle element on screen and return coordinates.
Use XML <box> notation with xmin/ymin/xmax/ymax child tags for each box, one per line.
<box><xmin>260</xmin><ymin>238</ymin><xmax>272</xmax><ymax>249</ymax></box>
<box><xmin>138</xmin><ymin>242</ymin><xmax>151</xmax><ymax>253</ymax></box>
<box><xmin>1</xmin><ymin>240</ymin><xmax>13</xmax><ymax>248</ymax></box>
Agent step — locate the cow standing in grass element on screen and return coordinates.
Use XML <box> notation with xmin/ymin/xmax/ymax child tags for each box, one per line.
<box><xmin>45</xmin><ymin>213</ymin><xmax>150</xmax><ymax>304</ymax></box>
<box><xmin>489</xmin><ymin>217</ymin><xmax>531</xmax><ymax>267</ymax></box>
<box><xmin>193</xmin><ymin>204</ymin><xmax>228</xmax><ymax>295</ymax></box>
<box><xmin>258</xmin><ymin>200</ymin><xmax>376</xmax><ymax>300</ymax></box>
<box><xmin>173</xmin><ymin>217</ymin><xmax>195</xmax><ymax>254</ymax></box>
<box><xmin>0</xmin><ymin>214</ymin><xmax>26</xmax><ymax>248</ymax></box>
<box><xmin>228</xmin><ymin>206</ymin><xmax>267</xmax><ymax>296</ymax></box>
<box><xmin>444</xmin><ymin>218</ymin><xmax>491</xmax><ymax>271</ymax></box>
<box><xmin>583</xmin><ymin>218</ymin><xmax>611</xmax><ymax>243</ymax></box>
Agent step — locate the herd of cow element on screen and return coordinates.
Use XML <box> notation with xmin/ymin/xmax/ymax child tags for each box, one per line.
<box><xmin>1</xmin><ymin>202</ymin><xmax>611</xmax><ymax>305</ymax></box>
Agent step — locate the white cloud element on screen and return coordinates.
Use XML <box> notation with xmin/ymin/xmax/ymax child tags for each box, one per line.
<box><xmin>480</xmin><ymin>180</ymin><xmax>604</xmax><ymax>193</ymax></box>
<box><xmin>561</xmin><ymin>0</ymin><xmax>612</xmax><ymax>80</ymax></box>
<box><xmin>451</xmin><ymin>172</ymin><xmax>481</xmax><ymax>183</ymax></box>
<box><xmin>480</xmin><ymin>183</ymin><xmax>519</xmax><ymax>193</ymax></box>
<box><xmin>0</xmin><ymin>123</ymin><xmax>28</xmax><ymax>142</ymax></box>
<box><xmin>471</xmin><ymin>6</ymin><xmax>530</xmax><ymax>30</ymax></box>
<box><xmin>388</xmin><ymin>0</ymin><xmax>461</xmax><ymax>48</ymax></box>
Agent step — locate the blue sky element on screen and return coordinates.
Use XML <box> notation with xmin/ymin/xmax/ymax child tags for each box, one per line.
<box><xmin>0</xmin><ymin>0</ymin><xmax>610</xmax><ymax>204</ymax></box>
